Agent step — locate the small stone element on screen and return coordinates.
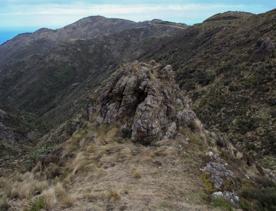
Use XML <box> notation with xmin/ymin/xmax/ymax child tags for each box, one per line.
<box><xmin>164</xmin><ymin>122</ymin><xmax>177</xmax><ymax>139</ymax></box>
<box><xmin>212</xmin><ymin>191</ymin><xmax>223</xmax><ymax>198</ymax></box>
<box><xmin>207</xmin><ymin>151</ymin><xmax>214</xmax><ymax>157</ymax></box>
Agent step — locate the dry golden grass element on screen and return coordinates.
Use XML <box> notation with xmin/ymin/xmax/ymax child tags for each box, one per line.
<box><xmin>0</xmin><ymin>177</ymin><xmax>12</xmax><ymax>197</ymax></box>
<box><xmin>72</xmin><ymin>152</ymin><xmax>88</xmax><ymax>175</ymax></box>
<box><xmin>40</xmin><ymin>187</ymin><xmax>56</xmax><ymax>209</ymax></box>
<box><xmin>107</xmin><ymin>190</ymin><xmax>121</xmax><ymax>202</ymax></box>
<box><xmin>54</xmin><ymin>183</ymin><xmax>75</xmax><ymax>208</ymax></box>
<box><xmin>10</xmin><ymin>173</ymin><xmax>48</xmax><ymax>199</ymax></box>
<box><xmin>39</xmin><ymin>182</ymin><xmax>75</xmax><ymax>209</ymax></box>
<box><xmin>0</xmin><ymin>171</ymin><xmax>75</xmax><ymax>210</ymax></box>
<box><xmin>82</xmin><ymin>186</ymin><xmax>123</xmax><ymax>203</ymax></box>
<box><xmin>131</xmin><ymin>168</ymin><xmax>142</xmax><ymax>179</ymax></box>
<box><xmin>1</xmin><ymin>124</ymin><xmax>211</xmax><ymax>210</ymax></box>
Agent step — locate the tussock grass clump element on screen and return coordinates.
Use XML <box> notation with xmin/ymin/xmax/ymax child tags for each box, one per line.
<box><xmin>131</xmin><ymin>168</ymin><xmax>142</xmax><ymax>179</ymax></box>
<box><xmin>10</xmin><ymin>172</ymin><xmax>48</xmax><ymax>199</ymax></box>
<box><xmin>85</xmin><ymin>190</ymin><xmax>121</xmax><ymax>204</ymax></box>
<box><xmin>107</xmin><ymin>190</ymin><xmax>121</xmax><ymax>202</ymax></box>
<box><xmin>55</xmin><ymin>183</ymin><xmax>75</xmax><ymax>208</ymax></box>
<box><xmin>1</xmin><ymin>172</ymin><xmax>74</xmax><ymax>210</ymax></box>
<box><xmin>40</xmin><ymin>187</ymin><xmax>56</xmax><ymax>209</ymax></box>
<box><xmin>0</xmin><ymin>177</ymin><xmax>12</xmax><ymax>198</ymax></box>
<box><xmin>180</xmin><ymin>127</ymin><xmax>204</xmax><ymax>146</ymax></box>
<box><xmin>62</xmin><ymin>131</ymin><xmax>86</xmax><ymax>156</ymax></box>
<box><xmin>71</xmin><ymin>152</ymin><xmax>88</xmax><ymax>175</ymax></box>
<box><xmin>40</xmin><ymin>182</ymin><xmax>75</xmax><ymax>209</ymax></box>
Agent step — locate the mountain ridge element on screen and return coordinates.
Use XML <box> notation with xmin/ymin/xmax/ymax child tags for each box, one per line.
<box><xmin>0</xmin><ymin>10</ymin><xmax>275</xmax><ymax>211</ymax></box>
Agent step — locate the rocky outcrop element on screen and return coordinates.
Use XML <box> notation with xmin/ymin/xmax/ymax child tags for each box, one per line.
<box><xmin>93</xmin><ymin>61</ymin><xmax>203</xmax><ymax>144</ymax></box>
<box><xmin>201</xmin><ymin>152</ymin><xmax>241</xmax><ymax>206</ymax></box>
<box><xmin>254</xmin><ymin>37</ymin><xmax>275</xmax><ymax>59</ymax></box>
<box><xmin>202</xmin><ymin>160</ymin><xmax>234</xmax><ymax>189</ymax></box>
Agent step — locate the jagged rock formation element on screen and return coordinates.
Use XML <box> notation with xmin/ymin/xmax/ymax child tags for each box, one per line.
<box><xmin>94</xmin><ymin>61</ymin><xmax>203</xmax><ymax>144</ymax></box>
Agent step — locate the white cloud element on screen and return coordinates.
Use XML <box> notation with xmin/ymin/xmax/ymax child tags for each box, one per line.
<box><xmin>0</xmin><ymin>2</ymin><xmax>267</xmax><ymax>28</ymax></box>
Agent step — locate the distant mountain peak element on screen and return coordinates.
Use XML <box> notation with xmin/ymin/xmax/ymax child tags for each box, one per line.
<box><xmin>34</xmin><ymin>28</ymin><xmax>55</xmax><ymax>34</ymax></box>
<box><xmin>143</xmin><ymin>19</ymin><xmax>188</xmax><ymax>28</ymax></box>
<box><xmin>204</xmin><ymin>11</ymin><xmax>255</xmax><ymax>22</ymax></box>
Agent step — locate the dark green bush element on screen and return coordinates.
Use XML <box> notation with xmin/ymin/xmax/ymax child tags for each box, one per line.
<box><xmin>28</xmin><ymin>197</ymin><xmax>46</xmax><ymax>211</ymax></box>
<box><xmin>211</xmin><ymin>197</ymin><xmax>233</xmax><ymax>211</ymax></box>
<box><xmin>0</xmin><ymin>195</ymin><xmax>9</xmax><ymax>211</ymax></box>
<box><xmin>240</xmin><ymin>181</ymin><xmax>276</xmax><ymax>211</ymax></box>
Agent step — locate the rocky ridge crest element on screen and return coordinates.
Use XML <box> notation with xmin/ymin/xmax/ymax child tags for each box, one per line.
<box><xmin>92</xmin><ymin>61</ymin><xmax>204</xmax><ymax>144</ymax></box>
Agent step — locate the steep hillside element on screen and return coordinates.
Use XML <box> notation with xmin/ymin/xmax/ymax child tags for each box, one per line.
<box><xmin>0</xmin><ymin>17</ymin><xmax>186</xmax><ymax>130</ymax></box>
<box><xmin>0</xmin><ymin>108</ymin><xmax>40</xmax><ymax>176</ymax></box>
<box><xmin>143</xmin><ymin>9</ymin><xmax>276</xmax><ymax>163</ymax></box>
<box><xmin>0</xmin><ymin>16</ymin><xmax>185</xmax><ymax>64</ymax></box>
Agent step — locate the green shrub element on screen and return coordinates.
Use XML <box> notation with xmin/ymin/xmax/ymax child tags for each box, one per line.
<box><xmin>30</xmin><ymin>144</ymin><xmax>54</xmax><ymax>162</ymax></box>
<box><xmin>28</xmin><ymin>197</ymin><xmax>46</xmax><ymax>211</ymax></box>
<box><xmin>0</xmin><ymin>195</ymin><xmax>9</xmax><ymax>211</ymax></box>
<box><xmin>25</xmin><ymin>144</ymin><xmax>55</xmax><ymax>169</ymax></box>
<box><xmin>240</xmin><ymin>181</ymin><xmax>276</xmax><ymax>211</ymax></box>
<box><xmin>232</xmin><ymin>117</ymin><xmax>258</xmax><ymax>134</ymax></box>
<box><xmin>211</xmin><ymin>197</ymin><xmax>233</xmax><ymax>211</ymax></box>
<box><xmin>200</xmin><ymin>173</ymin><xmax>215</xmax><ymax>193</ymax></box>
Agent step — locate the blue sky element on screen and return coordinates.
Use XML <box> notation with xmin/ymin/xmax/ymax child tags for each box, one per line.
<box><xmin>0</xmin><ymin>0</ymin><xmax>275</xmax><ymax>43</ymax></box>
